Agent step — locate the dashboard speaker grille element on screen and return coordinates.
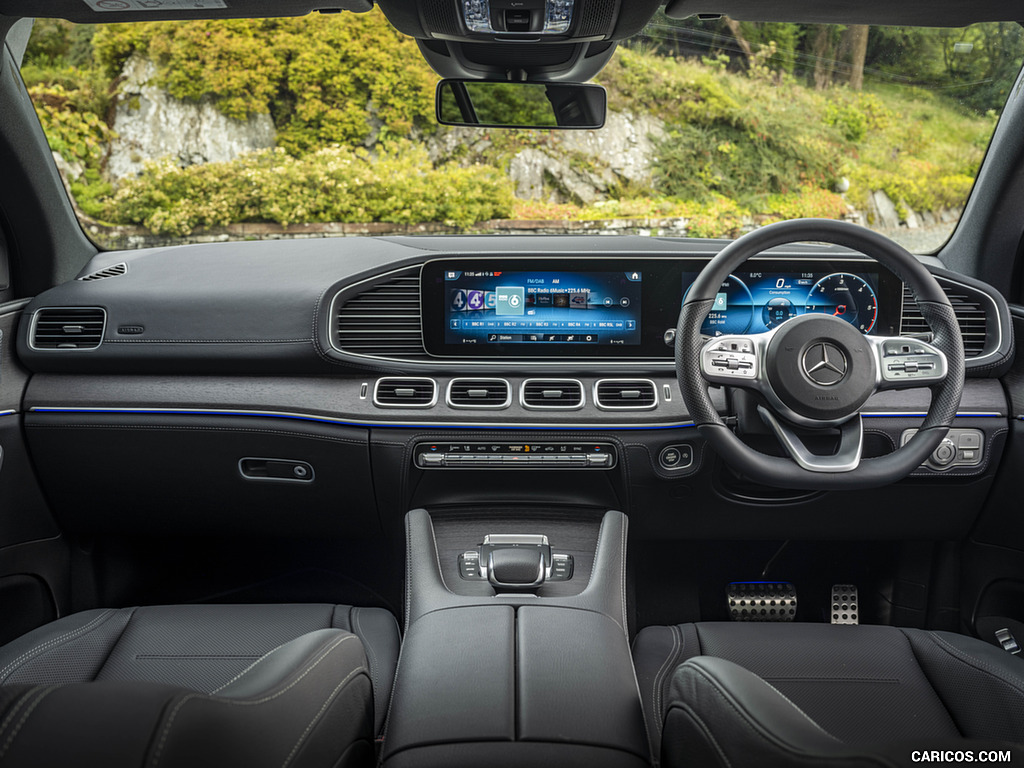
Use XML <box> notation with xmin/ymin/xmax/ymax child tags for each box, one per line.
<box><xmin>374</xmin><ymin>377</ymin><xmax>437</xmax><ymax>408</ymax></box>
<box><xmin>78</xmin><ymin>263</ymin><xmax>127</xmax><ymax>281</ymax></box>
<box><xmin>448</xmin><ymin>378</ymin><xmax>511</xmax><ymax>408</ymax></box>
<box><xmin>900</xmin><ymin>283</ymin><xmax>987</xmax><ymax>358</ymax></box>
<box><xmin>522</xmin><ymin>379</ymin><xmax>584</xmax><ymax>409</ymax></box>
<box><xmin>31</xmin><ymin>307</ymin><xmax>105</xmax><ymax>349</ymax></box>
<box><xmin>595</xmin><ymin>379</ymin><xmax>657</xmax><ymax>409</ymax></box>
<box><xmin>335</xmin><ymin>268</ymin><xmax>428</xmax><ymax>360</ymax></box>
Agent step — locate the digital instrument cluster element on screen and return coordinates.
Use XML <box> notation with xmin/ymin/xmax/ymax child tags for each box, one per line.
<box><xmin>681</xmin><ymin>269</ymin><xmax>881</xmax><ymax>336</ymax></box>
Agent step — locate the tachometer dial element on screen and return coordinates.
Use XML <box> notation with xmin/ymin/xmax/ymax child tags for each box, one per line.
<box><xmin>685</xmin><ymin>274</ymin><xmax>755</xmax><ymax>336</ymax></box>
<box><xmin>804</xmin><ymin>273</ymin><xmax>878</xmax><ymax>333</ymax></box>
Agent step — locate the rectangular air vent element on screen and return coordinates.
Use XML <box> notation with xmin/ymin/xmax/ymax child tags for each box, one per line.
<box><xmin>334</xmin><ymin>268</ymin><xmax>427</xmax><ymax>361</ymax></box>
<box><xmin>900</xmin><ymin>284</ymin><xmax>987</xmax><ymax>358</ymax></box>
<box><xmin>447</xmin><ymin>378</ymin><xmax>511</xmax><ymax>409</ymax></box>
<box><xmin>521</xmin><ymin>379</ymin><xmax>584</xmax><ymax>410</ymax></box>
<box><xmin>594</xmin><ymin>379</ymin><xmax>657</xmax><ymax>410</ymax></box>
<box><xmin>31</xmin><ymin>307</ymin><xmax>106</xmax><ymax>350</ymax></box>
<box><xmin>373</xmin><ymin>377</ymin><xmax>437</xmax><ymax>408</ymax></box>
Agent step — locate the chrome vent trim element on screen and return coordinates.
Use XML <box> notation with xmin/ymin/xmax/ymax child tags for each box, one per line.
<box><xmin>373</xmin><ymin>377</ymin><xmax>437</xmax><ymax>408</ymax></box>
<box><xmin>447</xmin><ymin>378</ymin><xmax>511</xmax><ymax>409</ymax></box>
<box><xmin>594</xmin><ymin>379</ymin><xmax>658</xmax><ymax>410</ymax></box>
<box><xmin>30</xmin><ymin>307</ymin><xmax>106</xmax><ymax>350</ymax></box>
<box><xmin>334</xmin><ymin>267</ymin><xmax>427</xmax><ymax>361</ymax></box>
<box><xmin>520</xmin><ymin>379</ymin><xmax>585</xmax><ymax>410</ymax></box>
<box><xmin>78</xmin><ymin>263</ymin><xmax>127</xmax><ymax>281</ymax></box>
<box><xmin>900</xmin><ymin>282</ymin><xmax>987</xmax><ymax>358</ymax></box>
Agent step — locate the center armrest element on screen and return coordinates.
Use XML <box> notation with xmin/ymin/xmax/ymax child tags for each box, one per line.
<box><xmin>383</xmin><ymin>604</ymin><xmax>649</xmax><ymax>767</ymax></box>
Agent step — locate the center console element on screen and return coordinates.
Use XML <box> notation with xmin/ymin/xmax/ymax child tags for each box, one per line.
<box><xmin>381</xmin><ymin>508</ymin><xmax>651</xmax><ymax>768</ymax></box>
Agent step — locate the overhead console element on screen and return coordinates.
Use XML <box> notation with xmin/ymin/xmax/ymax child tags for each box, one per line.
<box><xmin>420</xmin><ymin>256</ymin><xmax>906</xmax><ymax>360</ymax></box>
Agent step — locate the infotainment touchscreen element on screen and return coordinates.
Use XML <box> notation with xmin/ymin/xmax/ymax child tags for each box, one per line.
<box><xmin>437</xmin><ymin>268</ymin><xmax>642</xmax><ymax>348</ymax></box>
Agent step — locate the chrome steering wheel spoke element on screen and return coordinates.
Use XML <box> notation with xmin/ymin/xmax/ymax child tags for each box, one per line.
<box><xmin>757</xmin><ymin>406</ymin><xmax>864</xmax><ymax>473</ymax></box>
<box><xmin>699</xmin><ymin>333</ymin><xmax>769</xmax><ymax>389</ymax></box>
<box><xmin>868</xmin><ymin>335</ymin><xmax>948</xmax><ymax>390</ymax></box>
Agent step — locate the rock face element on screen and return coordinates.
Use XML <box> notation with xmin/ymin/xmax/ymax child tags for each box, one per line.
<box><xmin>508</xmin><ymin>111</ymin><xmax>665</xmax><ymax>203</ymax></box>
<box><xmin>107</xmin><ymin>56</ymin><xmax>275</xmax><ymax>180</ymax></box>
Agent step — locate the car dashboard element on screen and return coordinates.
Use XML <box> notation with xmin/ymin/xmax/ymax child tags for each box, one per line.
<box><xmin>4</xmin><ymin>235</ymin><xmax>1009</xmax><ymax>553</ymax></box>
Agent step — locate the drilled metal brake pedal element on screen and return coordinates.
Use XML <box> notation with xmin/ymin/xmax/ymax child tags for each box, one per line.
<box><xmin>727</xmin><ymin>582</ymin><xmax>797</xmax><ymax>621</ymax></box>
<box><xmin>831</xmin><ymin>584</ymin><xmax>859</xmax><ymax>625</ymax></box>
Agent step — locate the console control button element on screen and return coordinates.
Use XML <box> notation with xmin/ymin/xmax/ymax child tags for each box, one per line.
<box><xmin>549</xmin><ymin>554</ymin><xmax>574</xmax><ymax>581</ymax></box>
<box><xmin>659</xmin><ymin>443</ymin><xmax>694</xmax><ymax>470</ymax></box>
<box><xmin>459</xmin><ymin>551</ymin><xmax>482</xmax><ymax>579</ymax></box>
<box><xmin>932</xmin><ymin>438</ymin><xmax>956</xmax><ymax>466</ymax></box>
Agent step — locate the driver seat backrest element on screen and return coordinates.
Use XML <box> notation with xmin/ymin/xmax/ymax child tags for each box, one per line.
<box><xmin>632</xmin><ymin>622</ymin><xmax>1024</xmax><ymax>767</ymax></box>
<box><xmin>0</xmin><ymin>603</ymin><xmax>400</xmax><ymax>768</ymax></box>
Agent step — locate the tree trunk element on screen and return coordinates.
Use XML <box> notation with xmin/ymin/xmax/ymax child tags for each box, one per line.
<box><xmin>812</xmin><ymin>25</ymin><xmax>834</xmax><ymax>90</ymax></box>
<box><xmin>724</xmin><ymin>17</ymin><xmax>753</xmax><ymax>61</ymax></box>
<box><xmin>846</xmin><ymin>25</ymin><xmax>869</xmax><ymax>90</ymax></box>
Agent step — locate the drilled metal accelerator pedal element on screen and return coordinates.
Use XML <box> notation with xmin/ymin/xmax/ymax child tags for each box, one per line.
<box><xmin>727</xmin><ymin>582</ymin><xmax>797</xmax><ymax>621</ymax></box>
<box><xmin>831</xmin><ymin>584</ymin><xmax>859</xmax><ymax>625</ymax></box>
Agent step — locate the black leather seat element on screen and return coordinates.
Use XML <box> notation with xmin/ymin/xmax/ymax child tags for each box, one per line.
<box><xmin>0</xmin><ymin>603</ymin><xmax>400</xmax><ymax>768</ymax></box>
<box><xmin>633</xmin><ymin>622</ymin><xmax>1024</xmax><ymax>767</ymax></box>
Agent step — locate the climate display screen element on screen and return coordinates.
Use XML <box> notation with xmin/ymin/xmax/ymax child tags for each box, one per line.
<box><xmin>440</xmin><ymin>268</ymin><xmax>643</xmax><ymax>348</ymax></box>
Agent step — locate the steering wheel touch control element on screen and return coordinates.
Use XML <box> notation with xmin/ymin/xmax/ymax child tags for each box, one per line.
<box><xmin>677</xmin><ymin>218</ymin><xmax>965</xmax><ymax>490</ymax></box>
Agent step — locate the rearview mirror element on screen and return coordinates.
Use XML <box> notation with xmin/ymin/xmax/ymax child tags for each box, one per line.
<box><xmin>436</xmin><ymin>79</ymin><xmax>606</xmax><ymax>130</ymax></box>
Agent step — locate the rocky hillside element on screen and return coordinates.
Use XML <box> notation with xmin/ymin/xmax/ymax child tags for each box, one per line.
<box><xmin>21</xmin><ymin>12</ymin><xmax>1001</xmax><ymax>247</ymax></box>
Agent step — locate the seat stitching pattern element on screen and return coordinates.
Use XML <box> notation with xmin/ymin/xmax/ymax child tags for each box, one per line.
<box><xmin>210</xmin><ymin>633</ymin><xmax>356</xmax><ymax>696</ymax></box>
<box><xmin>0</xmin><ymin>688</ymin><xmax>43</xmax><ymax>742</ymax></box>
<box><xmin>152</xmin><ymin>635</ymin><xmax>363</xmax><ymax>767</ymax></box>
<box><xmin>280</xmin><ymin>666</ymin><xmax>366</xmax><ymax>768</ymax></box>
<box><xmin>926</xmin><ymin>632</ymin><xmax>1024</xmax><ymax>697</ymax></box>
<box><xmin>352</xmin><ymin>608</ymin><xmax>381</xmax><ymax>709</ymax></box>
<box><xmin>654</xmin><ymin>626</ymin><xmax>682</xmax><ymax>732</ymax></box>
<box><xmin>619</xmin><ymin>518</ymin><xmax>628</xmax><ymax>632</ymax></box>
<box><xmin>0</xmin><ymin>686</ymin><xmax>58</xmax><ymax>760</ymax></box>
<box><xmin>0</xmin><ymin>610</ymin><xmax>119</xmax><ymax>683</ymax></box>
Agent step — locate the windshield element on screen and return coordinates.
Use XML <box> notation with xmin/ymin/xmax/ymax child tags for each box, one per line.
<box><xmin>19</xmin><ymin>13</ymin><xmax>1024</xmax><ymax>252</ymax></box>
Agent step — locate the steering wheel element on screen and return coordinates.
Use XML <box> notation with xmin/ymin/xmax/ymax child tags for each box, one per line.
<box><xmin>677</xmin><ymin>219</ymin><xmax>965</xmax><ymax>490</ymax></box>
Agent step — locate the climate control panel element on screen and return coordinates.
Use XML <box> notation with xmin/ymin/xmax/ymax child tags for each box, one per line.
<box><xmin>415</xmin><ymin>441</ymin><xmax>616</xmax><ymax>469</ymax></box>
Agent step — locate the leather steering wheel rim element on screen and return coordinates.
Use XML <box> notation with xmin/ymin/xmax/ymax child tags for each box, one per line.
<box><xmin>676</xmin><ymin>218</ymin><xmax>965</xmax><ymax>491</ymax></box>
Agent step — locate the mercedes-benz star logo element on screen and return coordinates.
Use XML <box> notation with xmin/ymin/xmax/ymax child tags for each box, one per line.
<box><xmin>802</xmin><ymin>342</ymin><xmax>848</xmax><ymax>386</ymax></box>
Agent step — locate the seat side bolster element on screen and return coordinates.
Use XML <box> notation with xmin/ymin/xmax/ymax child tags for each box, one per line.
<box><xmin>151</xmin><ymin>629</ymin><xmax>374</xmax><ymax>768</ymax></box>
<box><xmin>663</xmin><ymin>657</ymin><xmax>887</xmax><ymax>768</ymax></box>
<box><xmin>213</xmin><ymin>629</ymin><xmax>364</xmax><ymax>700</ymax></box>
<box><xmin>901</xmin><ymin>628</ymin><xmax>1024</xmax><ymax>742</ymax></box>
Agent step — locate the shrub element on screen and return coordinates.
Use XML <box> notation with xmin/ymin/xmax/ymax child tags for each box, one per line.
<box><xmin>103</xmin><ymin>143</ymin><xmax>515</xmax><ymax>235</ymax></box>
<box><xmin>92</xmin><ymin>11</ymin><xmax>438</xmax><ymax>152</ymax></box>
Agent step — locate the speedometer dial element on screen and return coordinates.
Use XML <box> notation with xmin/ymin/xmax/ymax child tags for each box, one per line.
<box><xmin>687</xmin><ymin>274</ymin><xmax>754</xmax><ymax>336</ymax></box>
<box><xmin>804</xmin><ymin>273</ymin><xmax>878</xmax><ymax>333</ymax></box>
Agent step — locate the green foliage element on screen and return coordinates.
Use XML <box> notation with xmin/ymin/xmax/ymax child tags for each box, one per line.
<box><xmin>103</xmin><ymin>143</ymin><xmax>515</xmax><ymax>236</ymax></box>
<box><xmin>27</xmin><ymin>83</ymin><xmax>115</xmax><ymax>170</ymax></box>
<box><xmin>92</xmin><ymin>11</ymin><xmax>438</xmax><ymax>151</ymax></box>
